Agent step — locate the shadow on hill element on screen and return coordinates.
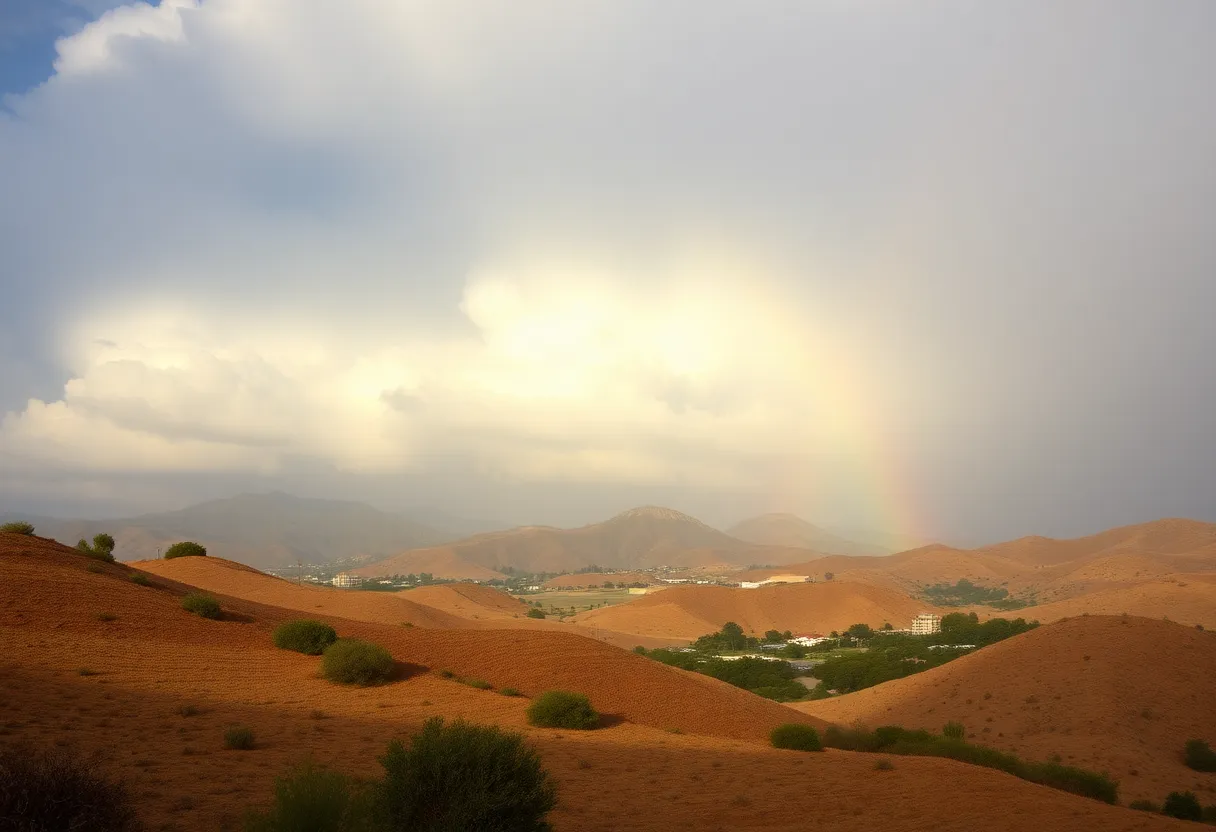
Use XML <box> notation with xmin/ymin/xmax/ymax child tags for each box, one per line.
<box><xmin>596</xmin><ymin>712</ymin><xmax>627</xmax><ymax>729</ymax></box>
<box><xmin>392</xmin><ymin>661</ymin><xmax>429</xmax><ymax>682</ymax></box>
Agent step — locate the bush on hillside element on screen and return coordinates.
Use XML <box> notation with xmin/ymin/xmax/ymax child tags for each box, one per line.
<box><xmin>943</xmin><ymin>721</ymin><xmax>966</xmax><ymax>740</ymax></box>
<box><xmin>1128</xmin><ymin>799</ymin><xmax>1160</xmax><ymax>812</ymax></box>
<box><xmin>821</xmin><ymin>725</ymin><xmax>1118</xmax><ymax>804</ymax></box>
<box><xmin>130</xmin><ymin>572</ymin><xmax>153</xmax><ymax>587</ymax></box>
<box><xmin>273</xmin><ymin>620</ymin><xmax>338</xmax><ymax>655</ymax></box>
<box><xmin>1163</xmin><ymin>791</ymin><xmax>1203</xmax><ymax>822</ymax></box>
<box><xmin>0</xmin><ymin>521</ymin><xmax>35</xmax><ymax>535</ymax></box>
<box><xmin>0</xmin><ymin>745</ymin><xmax>140</xmax><ymax>831</ymax></box>
<box><xmin>321</xmin><ymin>639</ymin><xmax>395</xmax><ymax>686</ymax></box>
<box><xmin>182</xmin><ymin>592</ymin><xmax>222</xmax><ymax>619</ymax></box>
<box><xmin>244</xmin><ymin>762</ymin><xmax>376</xmax><ymax>832</ymax></box>
<box><xmin>379</xmin><ymin>717</ymin><xmax>557</xmax><ymax>831</ymax></box>
<box><xmin>770</xmin><ymin>723</ymin><xmax>823</xmax><ymax>752</ymax></box>
<box><xmin>77</xmin><ymin>533</ymin><xmax>117</xmax><ymax>562</ymax></box>
<box><xmin>526</xmin><ymin>690</ymin><xmax>599</xmax><ymax>730</ymax></box>
<box><xmin>164</xmin><ymin>541</ymin><xmax>208</xmax><ymax>559</ymax></box>
<box><xmin>526</xmin><ymin>608</ymin><xmax>546</xmax><ymax>619</ymax></box>
<box><xmin>224</xmin><ymin>726</ymin><xmax>256</xmax><ymax>750</ymax></box>
<box><xmin>1184</xmin><ymin>738</ymin><xmax>1216</xmax><ymax>772</ymax></box>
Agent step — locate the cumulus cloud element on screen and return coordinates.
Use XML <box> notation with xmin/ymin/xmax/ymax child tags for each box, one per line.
<box><xmin>2</xmin><ymin>1</ymin><xmax>1215</xmax><ymax>540</ymax></box>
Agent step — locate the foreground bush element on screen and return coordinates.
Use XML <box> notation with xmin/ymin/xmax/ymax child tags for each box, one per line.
<box><xmin>822</xmin><ymin>725</ymin><xmax>1117</xmax><ymax>803</ymax></box>
<box><xmin>770</xmin><ymin>723</ymin><xmax>823</xmax><ymax>752</ymax></box>
<box><xmin>0</xmin><ymin>521</ymin><xmax>35</xmax><ymax>535</ymax></box>
<box><xmin>380</xmin><ymin>718</ymin><xmax>556</xmax><ymax>831</ymax></box>
<box><xmin>1163</xmin><ymin>791</ymin><xmax>1203</xmax><ymax>821</ymax></box>
<box><xmin>0</xmin><ymin>745</ymin><xmax>140</xmax><ymax>831</ymax></box>
<box><xmin>164</xmin><ymin>541</ymin><xmax>208</xmax><ymax>559</ymax></box>
<box><xmin>321</xmin><ymin>639</ymin><xmax>395</xmax><ymax>686</ymax></box>
<box><xmin>245</xmin><ymin>762</ymin><xmax>376</xmax><ymax>832</ymax></box>
<box><xmin>526</xmin><ymin>690</ymin><xmax>599</xmax><ymax>730</ymax></box>
<box><xmin>274</xmin><ymin>619</ymin><xmax>338</xmax><ymax>655</ymax></box>
<box><xmin>1184</xmin><ymin>738</ymin><xmax>1216</xmax><ymax>772</ymax></box>
<box><xmin>182</xmin><ymin>592</ymin><xmax>222</xmax><ymax>619</ymax></box>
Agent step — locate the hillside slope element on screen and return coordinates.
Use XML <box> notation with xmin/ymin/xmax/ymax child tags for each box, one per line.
<box><xmin>726</xmin><ymin>513</ymin><xmax>889</xmax><ymax>555</ymax></box>
<box><xmin>791</xmin><ymin>615</ymin><xmax>1216</xmax><ymax>802</ymax></box>
<box><xmin>572</xmin><ymin>581</ymin><xmax>937</xmax><ymax>640</ymax></box>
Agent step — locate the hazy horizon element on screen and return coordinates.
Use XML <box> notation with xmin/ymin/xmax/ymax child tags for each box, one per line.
<box><xmin>3</xmin><ymin>2</ymin><xmax>1215</xmax><ymax>545</ymax></box>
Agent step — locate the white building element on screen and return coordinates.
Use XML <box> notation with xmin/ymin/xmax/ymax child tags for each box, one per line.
<box><xmin>790</xmin><ymin>634</ymin><xmax>830</xmax><ymax>647</ymax></box>
<box><xmin>739</xmin><ymin>581</ymin><xmax>763</xmax><ymax>589</ymax></box>
<box><xmin>331</xmin><ymin>572</ymin><xmax>364</xmax><ymax>588</ymax></box>
<box><xmin>911</xmin><ymin>612</ymin><xmax>942</xmax><ymax>635</ymax></box>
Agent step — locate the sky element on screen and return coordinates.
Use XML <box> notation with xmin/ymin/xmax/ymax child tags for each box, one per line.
<box><xmin>1</xmin><ymin>1</ymin><xmax>1215</xmax><ymax>545</ymax></box>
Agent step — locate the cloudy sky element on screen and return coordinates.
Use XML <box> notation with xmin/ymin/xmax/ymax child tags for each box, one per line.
<box><xmin>2</xmin><ymin>1</ymin><xmax>1214</xmax><ymax>545</ymax></box>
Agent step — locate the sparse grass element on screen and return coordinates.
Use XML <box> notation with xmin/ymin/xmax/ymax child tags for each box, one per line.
<box><xmin>526</xmin><ymin>690</ymin><xmax>599</xmax><ymax>730</ymax></box>
<box><xmin>309</xmin><ymin>710</ymin><xmax>327</xmax><ymax>720</ymax></box>
<box><xmin>499</xmin><ymin>687</ymin><xmax>522</xmax><ymax>697</ymax></box>
<box><xmin>822</xmin><ymin>725</ymin><xmax>1118</xmax><ymax>804</ymax></box>
<box><xmin>438</xmin><ymin>669</ymin><xmax>455</xmax><ymax>679</ymax></box>
<box><xmin>1129</xmin><ymin>799</ymin><xmax>1160</xmax><ymax>812</ymax></box>
<box><xmin>320</xmin><ymin>639</ymin><xmax>394</xmax><ymax>686</ymax></box>
<box><xmin>769</xmin><ymin>723</ymin><xmax>823</xmax><ymax>752</ymax></box>
<box><xmin>1184</xmin><ymin>738</ymin><xmax>1216</xmax><ymax>772</ymax></box>
<box><xmin>666</xmin><ymin>727</ymin><xmax>684</xmax><ymax>735</ymax></box>
<box><xmin>129</xmin><ymin>572</ymin><xmax>152</xmax><ymax>587</ymax></box>
<box><xmin>379</xmin><ymin>717</ymin><xmax>557</xmax><ymax>831</ymax></box>
<box><xmin>77</xmin><ymin>668</ymin><xmax>97</xmax><ymax>677</ymax></box>
<box><xmin>177</xmin><ymin>704</ymin><xmax>200</xmax><ymax>717</ymax></box>
<box><xmin>874</xmin><ymin>759</ymin><xmax>895</xmax><ymax>771</ymax></box>
<box><xmin>181</xmin><ymin>592</ymin><xmax>222</xmax><ymax>619</ymax></box>
<box><xmin>461</xmin><ymin>678</ymin><xmax>493</xmax><ymax>690</ymax></box>
<box><xmin>224</xmin><ymin>725</ymin><xmax>256</xmax><ymax>750</ymax></box>
<box><xmin>95</xmin><ymin>612</ymin><xmax>117</xmax><ymax>622</ymax></box>
<box><xmin>0</xmin><ymin>745</ymin><xmax>139</xmax><ymax>831</ymax></box>
<box><xmin>86</xmin><ymin>564</ymin><xmax>105</xmax><ymax>574</ymax></box>
<box><xmin>273</xmin><ymin>619</ymin><xmax>338</xmax><ymax>655</ymax></box>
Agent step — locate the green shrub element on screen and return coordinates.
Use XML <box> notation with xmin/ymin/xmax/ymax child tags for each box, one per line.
<box><xmin>379</xmin><ymin>717</ymin><xmax>556</xmax><ymax>831</ymax></box>
<box><xmin>462</xmin><ymin>678</ymin><xmax>493</xmax><ymax>690</ymax></box>
<box><xmin>321</xmin><ymin>639</ymin><xmax>394</xmax><ymax>686</ymax></box>
<box><xmin>78</xmin><ymin>534</ymin><xmax>117</xmax><ymax>562</ymax></box>
<box><xmin>273</xmin><ymin>620</ymin><xmax>338</xmax><ymax>655</ymax></box>
<box><xmin>632</xmin><ymin>646</ymin><xmax>646</xmax><ymax>655</ymax></box>
<box><xmin>96</xmin><ymin>612</ymin><xmax>117</xmax><ymax>622</ymax></box>
<box><xmin>526</xmin><ymin>608</ymin><xmax>546</xmax><ymax>619</ymax></box>
<box><xmin>1128</xmin><ymin>799</ymin><xmax>1160</xmax><ymax>812</ymax></box>
<box><xmin>874</xmin><ymin>758</ymin><xmax>894</xmax><ymax>771</ymax></box>
<box><xmin>1163</xmin><ymin>791</ymin><xmax>1203</xmax><ymax>821</ymax></box>
<box><xmin>164</xmin><ymin>541</ymin><xmax>208</xmax><ymax>559</ymax></box>
<box><xmin>0</xmin><ymin>745</ymin><xmax>139</xmax><ymax>831</ymax></box>
<box><xmin>182</xmin><ymin>592</ymin><xmax>222</xmax><ymax>619</ymax></box>
<box><xmin>0</xmin><ymin>521</ymin><xmax>35</xmax><ymax>535</ymax></box>
<box><xmin>130</xmin><ymin>572</ymin><xmax>152</xmax><ymax>587</ymax></box>
<box><xmin>500</xmin><ymin>688</ymin><xmax>523</xmax><ymax>697</ymax></box>
<box><xmin>943</xmin><ymin>721</ymin><xmax>965</xmax><ymax>740</ymax></box>
<box><xmin>225</xmin><ymin>726</ymin><xmax>256</xmax><ymax>750</ymax></box>
<box><xmin>1184</xmin><ymin>738</ymin><xmax>1216</xmax><ymax>772</ymax></box>
<box><xmin>244</xmin><ymin>761</ymin><xmax>376</xmax><ymax>832</ymax></box>
<box><xmin>526</xmin><ymin>690</ymin><xmax>599</xmax><ymax>730</ymax></box>
<box><xmin>769</xmin><ymin>723</ymin><xmax>823</xmax><ymax>752</ymax></box>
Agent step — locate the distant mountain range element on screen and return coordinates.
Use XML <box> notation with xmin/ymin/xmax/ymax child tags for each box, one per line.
<box><xmin>7</xmin><ymin>492</ymin><xmax>894</xmax><ymax>575</ymax></box>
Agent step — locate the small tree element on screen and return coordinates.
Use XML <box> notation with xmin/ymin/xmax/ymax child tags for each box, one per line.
<box><xmin>770</xmin><ymin>723</ymin><xmax>823</xmax><ymax>752</ymax></box>
<box><xmin>526</xmin><ymin>608</ymin><xmax>546</xmax><ymax>619</ymax></box>
<box><xmin>0</xmin><ymin>521</ymin><xmax>35</xmax><ymax>535</ymax></box>
<box><xmin>379</xmin><ymin>718</ymin><xmax>556</xmax><ymax>831</ymax></box>
<box><xmin>77</xmin><ymin>533</ymin><xmax>117</xmax><ymax>563</ymax></box>
<box><xmin>164</xmin><ymin>541</ymin><xmax>208</xmax><ymax>559</ymax></box>
<box><xmin>321</xmin><ymin>639</ymin><xmax>394</xmax><ymax>686</ymax></box>
<box><xmin>1163</xmin><ymin>791</ymin><xmax>1203</xmax><ymax>822</ymax></box>
<box><xmin>845</xmin><ymin>623</ymin><xmax>874</xmax><ymax>641</ymax></box>
<box><xmin>1184</xmin><ymin>738</ymin><xmax>1216</xmax><ymax>772</ymax></box>
<box><xmin>273</xmin><ymin>620</ymin><xmax>338</xmax><ymax>655</ymax></box>
<box><xmin>182</xmin><ymin>592</ymin><xmax>222</xmax><ymax>619</ymax></box>
<box><xmin>526</xmin><ymin>690</ymin><xmax>599</xmax><ymax>730</ymax></box>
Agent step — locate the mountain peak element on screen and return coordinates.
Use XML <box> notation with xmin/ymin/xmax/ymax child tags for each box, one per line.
<box><xmin>610</xmin><ymin>506</ymin><xmax>708</xmax><ymax>525</ymax></box>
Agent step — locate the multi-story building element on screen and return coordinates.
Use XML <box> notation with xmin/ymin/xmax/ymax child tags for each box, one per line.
<box><xmin>911</xmin><ymin>612</ymin><xmax>942</xmax><ymax>635</ymax></box>
<box><xmin>331</xmin><ymin>572</ymin><xmax>363</xmax><ymax>588</ymax></box>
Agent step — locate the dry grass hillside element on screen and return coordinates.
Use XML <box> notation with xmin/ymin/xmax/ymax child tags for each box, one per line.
<box><xmin>0</xmin><ymin>531</ymin><xmax>1198</xmax><ymax>832</ymax></box>
<box><xmin>790</xmin><ymin>615</ymin><xmax>1216</xmax><ymax>803</ymax></box>
<box><xmin>348</xmin><ymin>547</ymin><xmax>505</xmax><ymax>581</ymax></box>
<box><xmin>542</xmin><ymin>571</ymin><xmax>654</xmax><ymax>588</ymax></box>
<box><xmin>726</xmin><ymin>513</ymin><xmax>889</xmax><ymax>555</ymax></box>
<box><xmin>572</xmin><ymin>581</ymin><xmax>939</xmax><ymax>641</ymax></box>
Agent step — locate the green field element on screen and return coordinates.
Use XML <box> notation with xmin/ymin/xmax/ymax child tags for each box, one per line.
<box><xmin>512</xmin><ymin>588</ymin><xmax>635</xmax><ymax>613</ymax></box>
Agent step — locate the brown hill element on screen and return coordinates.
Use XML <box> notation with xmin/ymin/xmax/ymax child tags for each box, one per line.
<box><xmin>726</xmin><ymin>513</ymin><xmax>889</xmax><ymax>555</ymax></box>
<box><xmin>572</xmin><ymin>581</ymin><xmax>938</xmax><ymax>641</ymax></box>
<box><xmin>358</xmin><ymin>505</ymin><xmax>811</xmax><ymax>575</ymax></box>
<box><xmin>349</xmin><ymin>547</ymin><xmax>504</xmax><ymax>581</ymax></box>
<box><xmin>1014</xmin><ymin>574</ymin><xmax>1216</xmax><ymax>629</ymax></box>
<box><xmin>791</xmin><ymin>615</ymin><xmax>1216</xmax><ymax>802</ymax></box>
<box><xmin>0</xmin><ymin>531</ymin><xmax>1196</xmax><ymax>831</ymax></box>
<box><xmin>542</xmin><ymin>571</ymin><xmax>654</xmax><ymax>588</ymax></box>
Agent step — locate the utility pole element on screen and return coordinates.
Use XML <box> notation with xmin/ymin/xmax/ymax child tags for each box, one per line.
<box><xmin>298</xmin><ymin>560</ymin><xmax>303</xmax><ymax>586</ymax></box>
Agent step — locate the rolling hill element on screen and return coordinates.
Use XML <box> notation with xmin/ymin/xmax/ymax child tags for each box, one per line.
<box><xmin>571</xmin><ymin>581</ymin><xmax>939</xmax><ymax>641</ymax></box>
<box><xmin>726</xmin><ymin>513</ymin><xmax>890</xmax><ymax>555</ymax></box>
<box><xmin>790</xmin><ymin>615</ymin><xmax>1216</xmax><ymax>803</ymax></box>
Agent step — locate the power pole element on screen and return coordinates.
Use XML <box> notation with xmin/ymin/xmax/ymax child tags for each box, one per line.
<box><xmin>298</xmin><ymin>560</ymin><xmax>303</xmax><ymax>586</ymax></box>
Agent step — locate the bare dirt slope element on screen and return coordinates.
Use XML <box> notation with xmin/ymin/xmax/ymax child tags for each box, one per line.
<box><xmin>0</xmin><ymin>532</ymin><xmax>1195</xmax><ymax>831</ymax></box>
<box><xmin>790</xmin><ymin>615</ymin><xmax>1216</xmax><ymax>803</ymax></box>
<box><xmin>726</xmin><ymin>513</ymin><xmax>889</xmax><ymax>555</ymax></box>
<box><xmin>572</xmin><ymin>581</ymin><xmax>938</xmax><ymax>640</ymax></box>
<box><xmin>349</xmin><ymin>547</ymin><xmax>505</xmax><ymax>581</ymax></box>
